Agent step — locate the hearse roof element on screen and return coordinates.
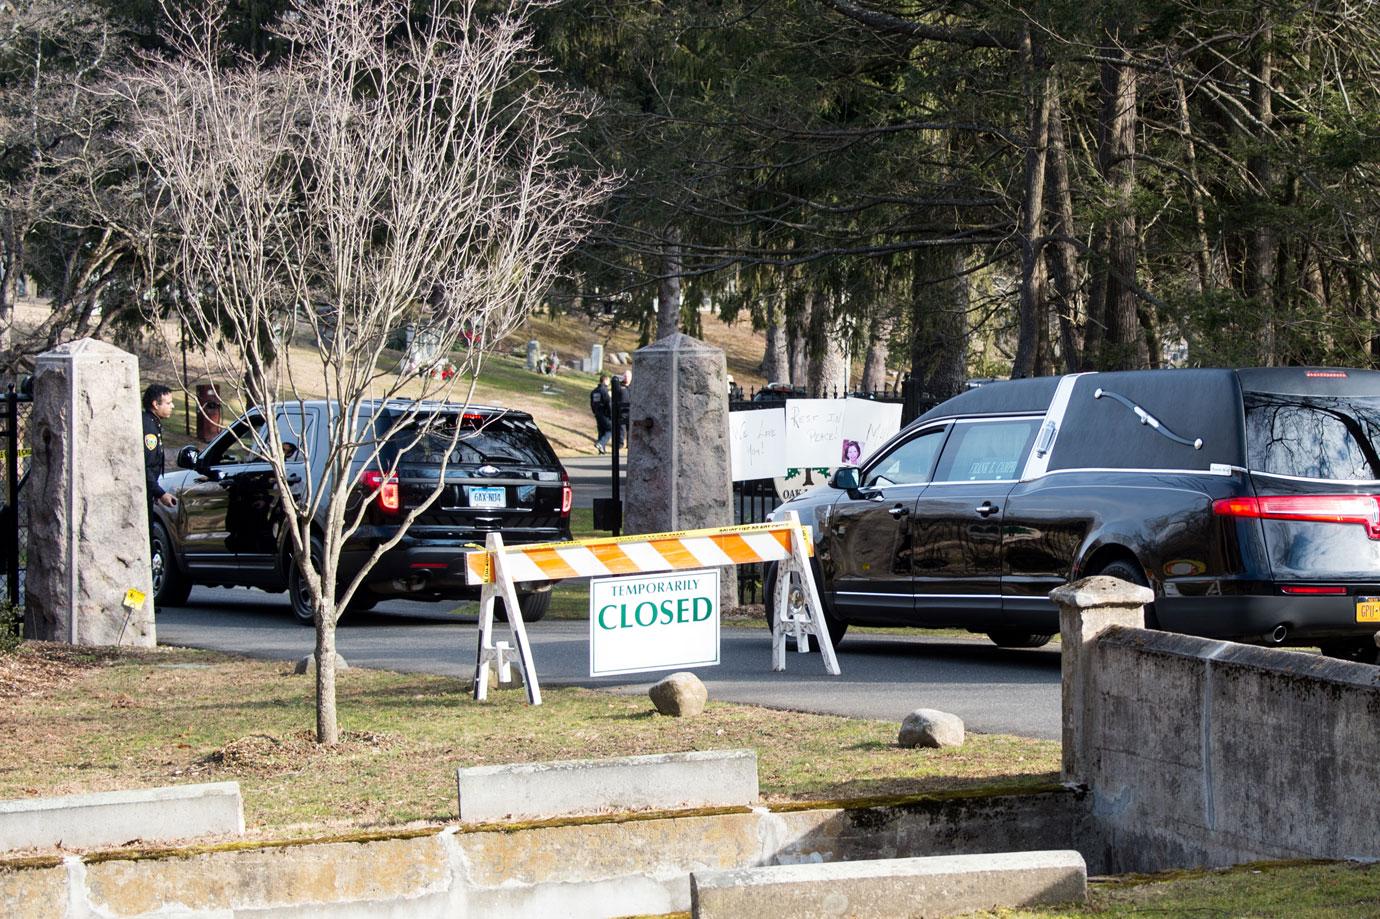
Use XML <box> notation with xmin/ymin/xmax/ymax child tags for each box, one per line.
<box><xmin>911</xmin><ymin>376</ymin><xmax>1061</xmax><ymax>426</ymax></box>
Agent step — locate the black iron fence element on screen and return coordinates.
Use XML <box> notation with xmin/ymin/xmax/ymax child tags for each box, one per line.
<box><xmin>1</xmin><ymin>383</ymin><xmax>33</xmax><ymax>609</ymax></box>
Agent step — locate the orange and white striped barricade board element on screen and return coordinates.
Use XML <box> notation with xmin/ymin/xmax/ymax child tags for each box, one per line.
<box><xmin>464</xmin><ymin>511</ymin><xmax>840</xmax><ymax>705</ymax></box>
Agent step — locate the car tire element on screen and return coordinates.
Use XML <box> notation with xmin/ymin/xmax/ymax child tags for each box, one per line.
<box><xmin>497</xmin><ymin>590</ymin><xmax>550</xmax><ymax>623</ymax></box>
<box><xmin>345</xmin><ymin>595</ymin><xmax>379</xmax><ymax>614</ymax></box>
<box><xmin>287</xmin><ymin>539</ymin><xmax>324</xmax><ymax>626</ymax></box>
<box><xmin>1090</xmin><ymin>557</ymin><xmax>1159</xmax><ymax>628</ymax></box>
<box><xmin>1319</xmin><ymin>639</ymin><xmax>1380</xmax><ymax>666</ymax></box>
<box><xmin>986</xmin><ymin>630</ymin><xmax>1053</xmax><ymax>649</ymax></box>
<box><xmin>150</xmin><ymin>521</ymin><xmax>193</xmax><ymax>608</ymax></box>
<box><xmin>764</xmin><ymin>560</ymin><xmax>847</xmax><ymax>650</ymax></box>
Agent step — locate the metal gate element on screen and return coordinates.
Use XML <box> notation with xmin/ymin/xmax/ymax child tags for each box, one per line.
<box><xmin>0</xmin><ymin>382</ymin><xmax>33</xmax><ymax>609</ymax></box>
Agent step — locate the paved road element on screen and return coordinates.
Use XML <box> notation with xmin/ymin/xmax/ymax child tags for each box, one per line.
<box><xmin>561</xmin><ymin>454</ymin><xmax>624</xmax><ymax>509</ymax></box>
<box><xmin>156</xmin><ymin>586</ymin><xmax>1062</xmax><ymax>739</ymax></box>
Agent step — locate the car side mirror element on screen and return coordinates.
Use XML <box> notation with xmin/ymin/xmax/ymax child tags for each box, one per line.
<box><xmin>830</xmin><ymin>466</ymin><xmax>861</xmax><ymax>490</ymax></box>
<box><xmin>176</xmin><ymin>445</ymin><xmax>201</xmax><ymax>470</ymax></box>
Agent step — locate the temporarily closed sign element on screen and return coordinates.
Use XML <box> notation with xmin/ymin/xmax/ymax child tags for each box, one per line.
<box><xmin>588</xmin><ymin>568</ymin><xmax>721</xmax><ymax>677</ymax></box>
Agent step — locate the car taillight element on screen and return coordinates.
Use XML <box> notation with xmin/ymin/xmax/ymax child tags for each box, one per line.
<box><xmin>1213</xmin><ymin>495</ymin><xmax>1380</xmax><ymax>539</ymax></box>
<box><xmin>560</xmin><ymin>470</ymin><xmax>572</xmax><ymax>517</ymax></box>
<box><xmin>1280</xmin><ymin>585</ymin><xmax>1348</xmax><ymax>595</ymax></box>
<box><xmin>362</xmin><ymin>469</ymin><xmax>400</xmax><ymax>514</ymax></box>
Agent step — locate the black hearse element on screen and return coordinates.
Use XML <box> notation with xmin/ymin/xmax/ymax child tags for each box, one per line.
<box><xmin>767</xmin><ymin>367</ymin><xmax>1380</xmax><ymax>663</ymax></box>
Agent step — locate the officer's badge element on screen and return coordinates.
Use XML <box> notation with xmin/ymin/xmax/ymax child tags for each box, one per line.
<box><xmin>145</xmin><ymin>433</ymin><xmax>159</xmax><ymax>451</ymax></box>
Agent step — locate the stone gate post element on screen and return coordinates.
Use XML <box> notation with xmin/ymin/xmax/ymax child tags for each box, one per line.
<box><xmin>26</xmin><ymin>339</ymin><xmax>154</xmax><ymax>646</ymax></box>
<box><xmin>624</xmin><ymin>333</ymin><xmax>738</xmax><ymax>610</ymax></box>
<box><xmin>1050</xmin><ymin>576</ymin><xmax>1151</xmax><ymax>785</ymax></box>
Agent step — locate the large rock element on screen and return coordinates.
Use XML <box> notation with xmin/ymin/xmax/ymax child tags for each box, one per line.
<box><xmin>26</xmin><ymin>340</ymin><xmax>154</xmax><ymax>646</ymax></box>
<box><xmin>624</xmin><ymin>334</ymin><xmax>737</xmax><ymax>610</ymax></box>
<box><xmin>898</xmin><ymin>709</ymin><xmax>965</xmax><ymax>748</ymax></box>
<box><xmin>649</xmin><ymin>671</ymin><xmax>708</xmax><ymax>717</ymax></box>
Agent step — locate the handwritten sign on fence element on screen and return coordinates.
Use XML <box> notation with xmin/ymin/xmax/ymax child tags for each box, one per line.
<box><xmin>729</xmin><ymin>409</ymin><xmax>786</xmax><ymax>481</ymax></box>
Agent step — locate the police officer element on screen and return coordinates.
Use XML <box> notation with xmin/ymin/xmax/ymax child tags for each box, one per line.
<box><xmin>142</xmin><ymin>384</ymin><xmax>177</xmax><ymax>514</ymax></box>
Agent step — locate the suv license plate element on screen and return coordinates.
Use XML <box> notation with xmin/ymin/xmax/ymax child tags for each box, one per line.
<box><xmin>468</xmin><ymin>486</ymin><xmax>506</xmax><ymax>509</ymax></box>
<box><xmin>1357</xmin><ymin>597</ymin><xmax>1380</xmax><ymax>623</ymax></box>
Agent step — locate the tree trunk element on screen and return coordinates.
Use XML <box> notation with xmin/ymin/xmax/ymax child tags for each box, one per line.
<box><xmin>805</xmin><ymin>291</ymin><xmax>845</xmax><ymax>396</ymax></box>
<box><xmin>1012</xmin><ymin>27</ymin><xmax>1050</xmax><ymax>380</ymax></box>
<box><xmin>860</xmin><ymin>310</ymin><xmax>895</xmax><ymax>392</ymax></box>
<box><xmin>1246</xmin><ymin>19</ymin><xmax>1276</xmax><ymax>364</ymax></box>
<box><xmin>315</xmin><ymin>602</ymin><xmax>339</xmax><ymax>745</ymax></box>
<box><xmin>1174</xmin><ymin>77</ymin><xmax>1213</xmax><ymax>294</ymax></box>
<box><xmin>1092</xmin><ymin>22</ymin><xmax>1141</xmax><ymax>371</ymax></box>
<box><xmin>760</xmin><ymin>291</ymin><xmax>789</xmax><ymax>382</ymax></box>
<box><xmin>656</xmin><ymin>232</ymin><xmax>682</xmax><ymax>340</ymax></box>
<box><xmin>1044</xmin><ymin>77</ymin><xmax>1082</xmax><ymax>373</ymax></box>
<box><xmin>910</xmin><ymin>245</ymin><xmax>968</xmax><ymax>405</ymax></box>
<box><xmin>787</xmin><ymin>291</ymin><xmax>809</xmax><ymax>387</ymax></box>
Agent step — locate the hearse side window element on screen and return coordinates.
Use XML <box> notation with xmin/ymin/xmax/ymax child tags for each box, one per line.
<box><xmin>1244</xmin><ymin>393</ymin><xmax>1380</xmax><ymax>480</ymax></box>
<box><xmin>932</xmin><ymin>418</ymin><xmax>1041</xmax><ymax>483</ymax></box>
<box><xmin>864</xmin><ymin>426</ymin><xmax>947</xmax><ymax>487</ymax></box>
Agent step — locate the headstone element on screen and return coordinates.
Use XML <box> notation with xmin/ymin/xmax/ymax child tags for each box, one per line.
<box><xmin>1049</xmin><ymin>575</ymin><xmax>1151</xmax><ymax>784</ymax></box>
<box><xmin>526</xmin><ymin>339</ymin><xmax>540</xmax><ymax>371</ymax></box>
<box><xmin>649</xmin><ymin>671</ymin><xmax>708</xmax><ymax>716</ymax></box>
<box><xmin>590</xmin><ymin>343</ymin><xmax>604</xmax><ymax>372</ymax></box>
<box><xmin>625</xmin><ymin>334</ymin><xmax>737</xmax><ymax>609</ymax></box>
<box><xmin>898</xmin><ymin>709</ymin><xmax>965</xmax><ymax>748</ymax></box>
<box><xmin>27</xmin><ymin>340</ymin><xmax>155</xmax><ymax>646</ymax></box>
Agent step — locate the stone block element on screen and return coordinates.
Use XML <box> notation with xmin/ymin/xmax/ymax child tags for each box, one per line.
<box><xmin>456</xmin><ymin>749</ymin><xmax>758</xmax><ymax>823</ymax></box>
<box><xmin>690</xmin><ymin>850</ymin><xmax>1088</xmax><ymax>919</ymax></box>
<box><xmin>27</xmin><ymin>339</ymin><xmax>154</xmax><ymax>646</ymax></box>
<box><xmin>649</xmin><ymin>671</ymin><xmax>707</xmax><ymax>716</ymax></box>
<box><xmin>0</xmin><ymin>782</ymin><xmax>244</xmax><ymax>852</ymax></box>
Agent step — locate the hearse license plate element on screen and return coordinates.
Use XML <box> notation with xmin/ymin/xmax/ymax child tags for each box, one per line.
<box><xmin>467</xmin><ymin>486</ymin><xmax>506</xmax><ymax>509</ymax></box>
<box><xmin>1356</xmin><ymin>597</ymin><xmax>1380</xmax><ymax>623</ymax></box>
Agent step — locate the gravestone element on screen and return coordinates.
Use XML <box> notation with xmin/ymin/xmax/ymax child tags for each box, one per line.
<box><xmin>26</xmin><ymin>339</ymin><xmax>155</xmax><ymax>646</ymax></box>
<box><xmin>625</xmin><ymin>333</ymin><xmax>737</xmax><ymax>609</ymax></box>
<box><xmin>590</xmin><ymin>343</ymin><xmax>604</xmax><ymax>373</ymax></box>
<box><xmin>526</xmin><ymin>340</ymin><xmax>540</xmax><ymax>371</ymax></box>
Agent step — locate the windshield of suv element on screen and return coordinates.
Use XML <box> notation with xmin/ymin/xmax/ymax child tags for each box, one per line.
<box><xmin>1244</xmin><ymin>392</ymin><xmax>1380</xmax><ymax>480</ymax></box>
<box><xmin>384</xmin><ymin>414</ymin><xmax>556</xmax><ymax>467</ymax></box>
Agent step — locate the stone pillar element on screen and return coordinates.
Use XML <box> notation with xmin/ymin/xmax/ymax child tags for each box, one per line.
<box><xmin>27</xmin><ymin>340</ymin><xmax>155</xmax><ymax>646</ymax></box>
<box><xmin>625</xmin><ymin>333</ymin><xmax>738</xmax><ymax>609</ymax></box>
<box><xmin>526</xmin><ymin>340</ymin><xmax>540</xmax><ymax>372</ymax></box>
<box><xmin>1050</xmin><ymin>576</ymin><xmax>1151</xmax><ymax>785</ymax></box>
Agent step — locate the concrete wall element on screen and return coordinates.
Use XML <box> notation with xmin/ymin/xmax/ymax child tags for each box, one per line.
<box><xmin>0</xmin><ymin>789</ymin><xmax>1090</xmax><ymax>917</ymax></box>
<box><xmin>1084</xmin><ymin>628</ymin><xmax>1380</xmax><ymax>873</ymax></box>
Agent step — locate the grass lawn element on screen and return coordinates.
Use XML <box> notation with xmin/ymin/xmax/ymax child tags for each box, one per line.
<box><xmin>0</xmin><ymin>643</ymin><xmax>1059</xmax><ymax>841</ymax></box>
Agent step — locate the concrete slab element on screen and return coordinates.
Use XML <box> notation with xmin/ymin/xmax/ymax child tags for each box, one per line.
<box><xmin>690</xmin><ymin>849</ymin><xmax>1088</xmax><ymax>918</ymax></box>
<box><xmin>457</xmin><ymin>749</ymin><xmax>757</xmax><ymax>822</ymax></box>
<box><xmin>0</xmin><ymin>782</ymin><xmax>244</xmax><ymax>852</ymax></box>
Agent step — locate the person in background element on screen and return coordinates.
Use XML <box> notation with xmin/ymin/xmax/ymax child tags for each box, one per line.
<box><xmin>590</xmin><ymin>373</ymin><xmax>612</xmax><ymax>454</ymax></box>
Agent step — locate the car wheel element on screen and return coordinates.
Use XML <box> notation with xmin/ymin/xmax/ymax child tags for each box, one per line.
<box><xmin>287</xmin><ymin>539</ymin><xmax>324</xmax><ymax>626</ymax></box>
<box><xmin>496</xmin><ymin>590</ymin><xmax>550</xmax><ymax>623</ymax></box>
<box><xmin>1319</xmin><ymin>639</ymin><xmax>1380</xmax><ymax>665</ymax></box>
<box><xmin>764</xmin><ymin>560</ymin><xmax>847</xmax><ymax>650</ymax></box>
<box><xmin>986</xmin><ymin>630</ymin><xmax>1053</xmax><ymax>649</ymax></box>
<box><xmin>1090</xmin><ymin>557</ymin><xmax>1159</xmax><ymax>628</ymax></box>
<box><xmin>150</xmin><ymin>521</ymin><xmax>192</xmax><ymax>607</ymax></box>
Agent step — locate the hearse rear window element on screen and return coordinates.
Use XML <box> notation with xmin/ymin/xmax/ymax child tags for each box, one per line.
<box><xmin>1244</xmin><ymin>393</ymin><xmax>1380</xmax><ymax>480</ymax></box>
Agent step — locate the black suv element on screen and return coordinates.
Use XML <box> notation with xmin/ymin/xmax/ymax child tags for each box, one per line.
<box><xmin>150</xmin><ymin>400</ymin><xmax>571</xmax><ymax>622</ymax></box>
<box><xmin>768</xmin><ymin>367</ymin><xmax>1380</xmax><ymax>663</ymax></box>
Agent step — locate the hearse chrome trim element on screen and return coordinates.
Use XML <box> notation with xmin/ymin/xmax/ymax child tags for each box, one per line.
<box><xmin>1021</xmin><ymin>373</ymin><xmax>1087</xmax><ymax>481</ymax></box>
<box><xmin>1247</xmin><ymin>469</ymin><xmax>1380</xmax><ymax>486</ymax></box>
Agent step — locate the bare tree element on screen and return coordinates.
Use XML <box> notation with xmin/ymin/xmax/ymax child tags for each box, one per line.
<box><xmin>118</xmin><ymin>0</ymin><xmax>612</xmax><ymax>744</ymax></box>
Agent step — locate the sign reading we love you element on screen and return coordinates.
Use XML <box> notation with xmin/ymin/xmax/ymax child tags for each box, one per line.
<box><xmin>588</xmin><ymin>568</ymin><xmax>721</xmax><ymax>677</ymax></box>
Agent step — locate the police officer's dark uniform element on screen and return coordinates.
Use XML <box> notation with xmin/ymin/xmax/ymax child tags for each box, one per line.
<box><xmin>143</xmin><ymin>406</ymin><xmax>167</xmax><ymax>523</ymax></box>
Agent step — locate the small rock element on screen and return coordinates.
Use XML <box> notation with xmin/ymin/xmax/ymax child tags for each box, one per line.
<box><xmin>486</xmin><ymin>665</ymin><xmax>525</xmax><ymax>690</ymax></box>
<box><xmin>649</xmin><ymin>672</ymin><xmax>708</xmax><ymax>717</ymax></box>
<box><xmin>898</xmin><ymin>708</ymin><xmax>965</xmax><ymax>748</ymax></box>
<box><xmin>293</xmin><ymin>653</ymin><xmax>349</xmax><ymax>675</ymax></box>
